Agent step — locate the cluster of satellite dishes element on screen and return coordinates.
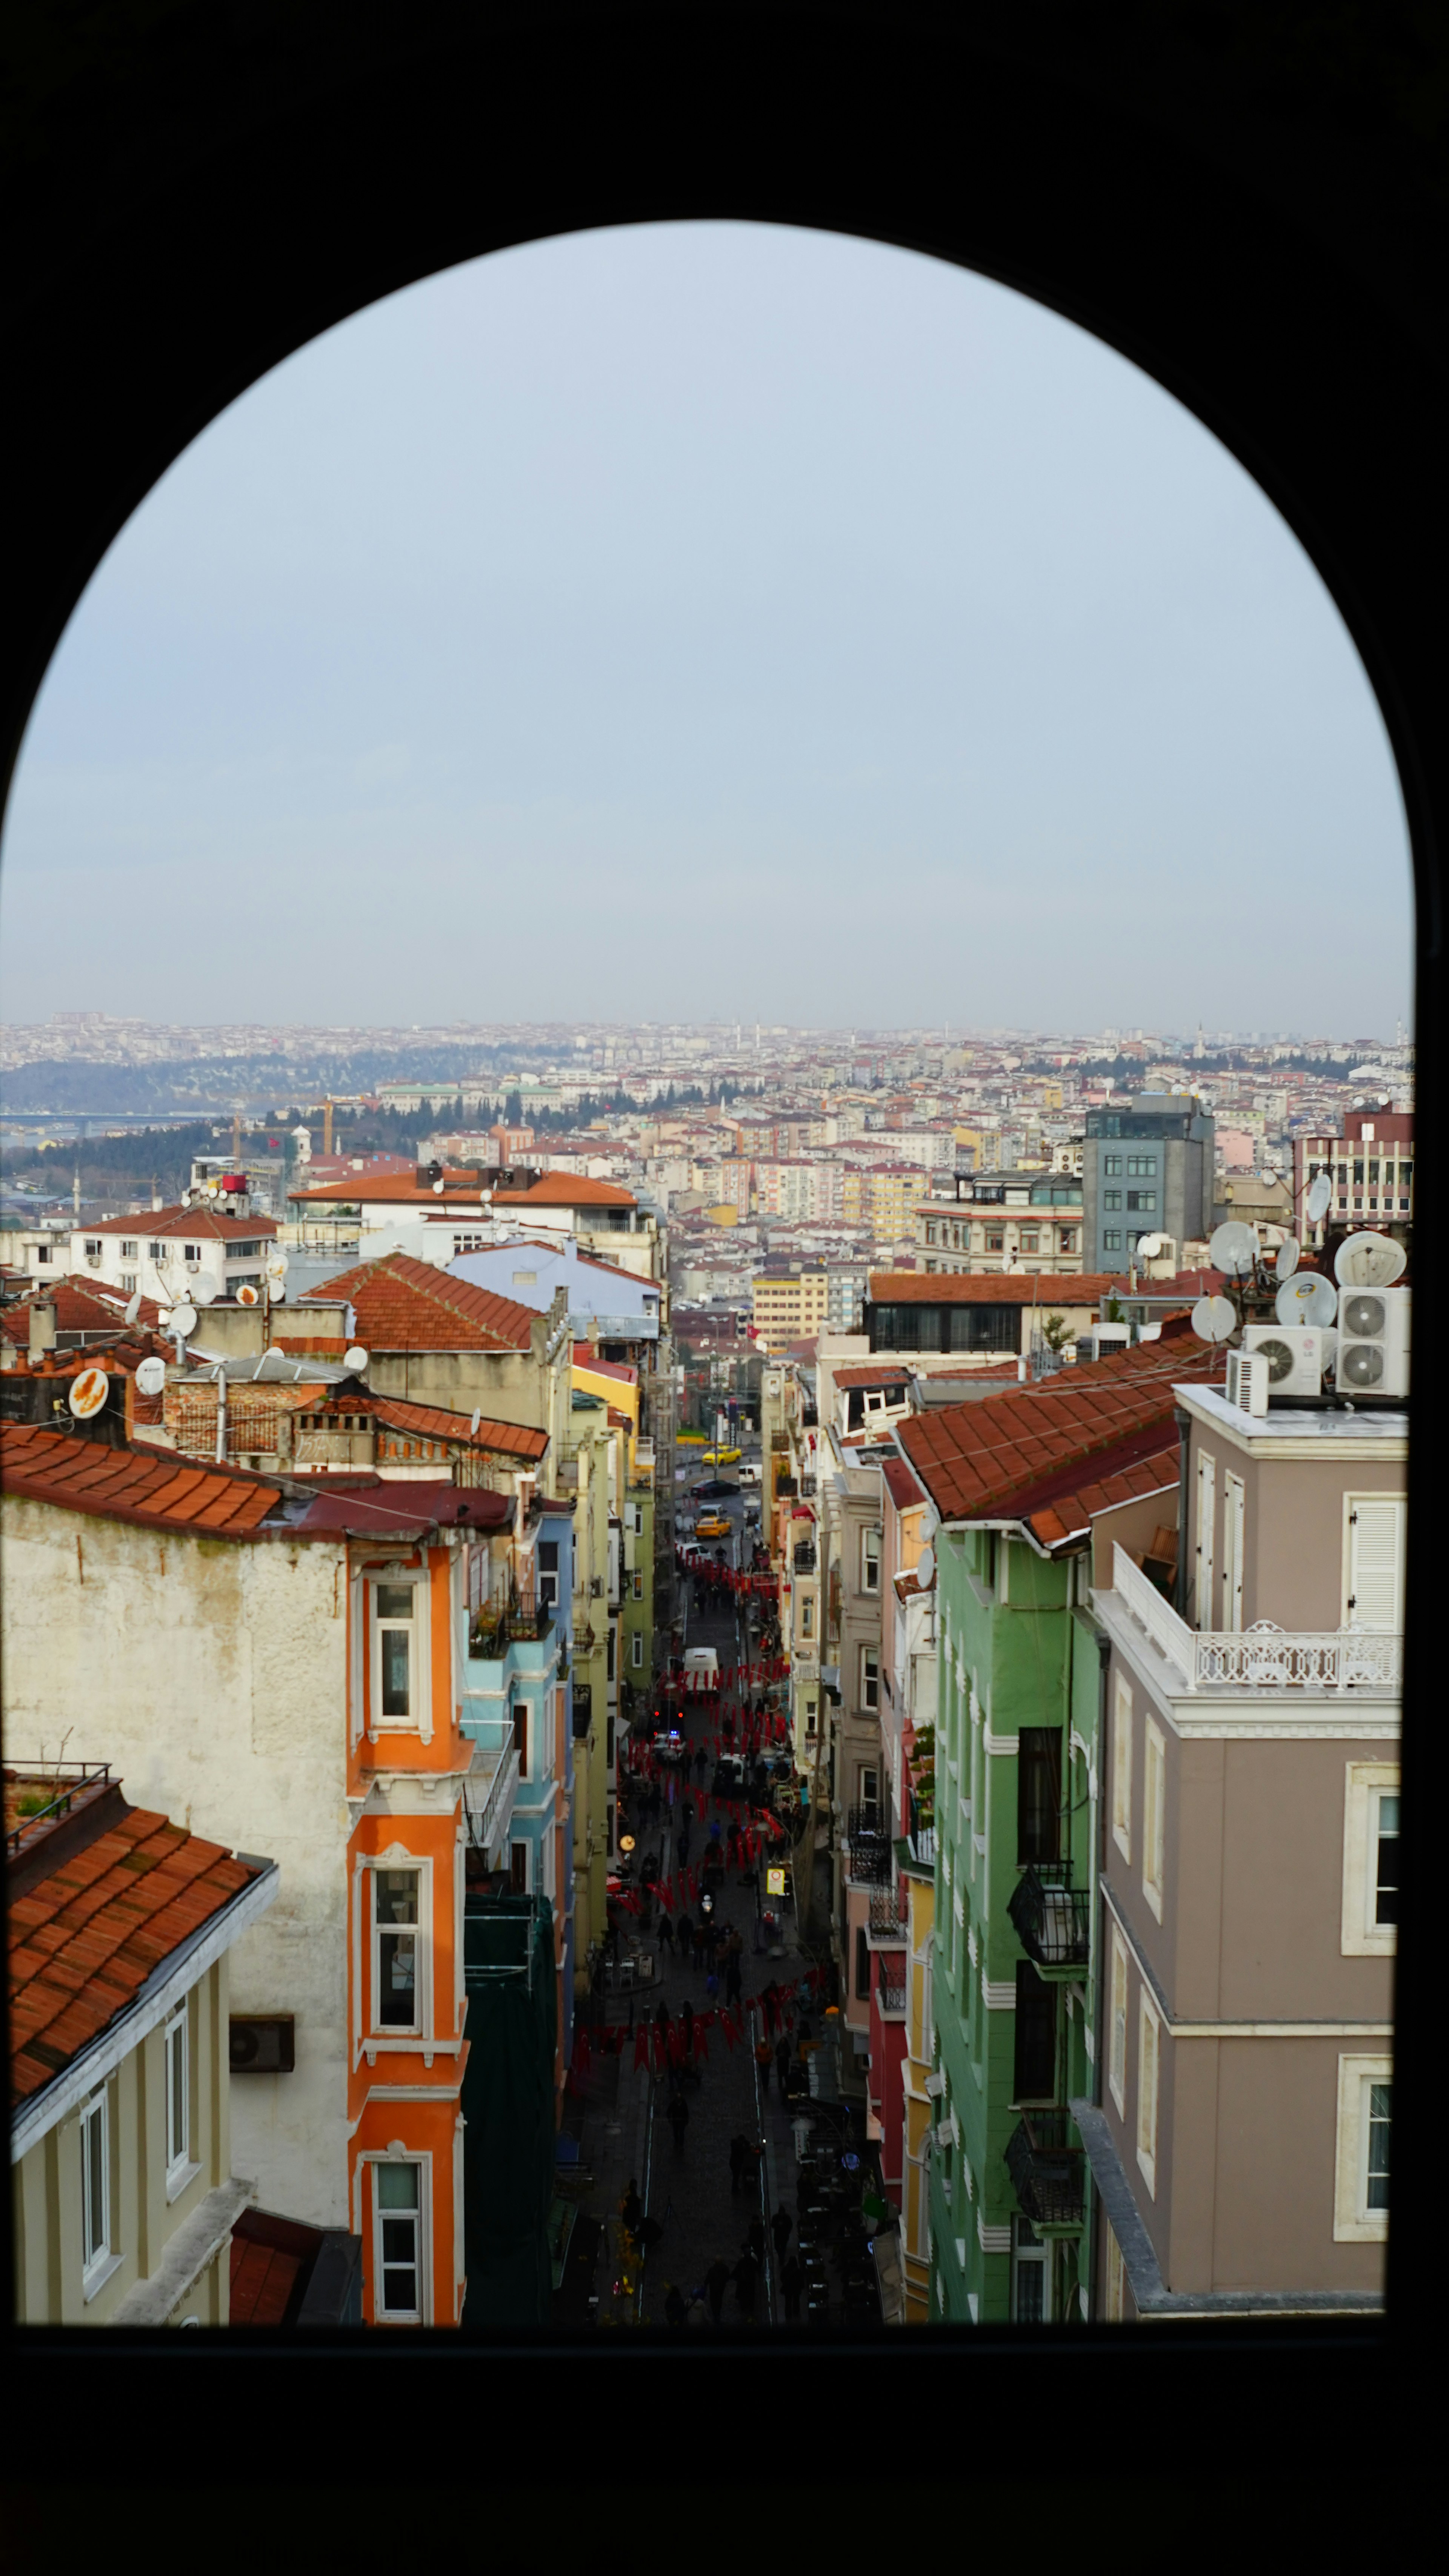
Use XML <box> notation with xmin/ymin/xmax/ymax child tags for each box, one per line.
<box><xmin>1191</xmin><ymin>1169</ymin><xmax>1409</xmax><ymax>1401</ymax></box>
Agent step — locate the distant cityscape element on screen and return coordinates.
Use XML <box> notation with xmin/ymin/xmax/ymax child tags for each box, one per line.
<box><xmin>3</xmin><ymin>1009</ymin><xmax>1404</xmax><ymax>2332</ymax></box>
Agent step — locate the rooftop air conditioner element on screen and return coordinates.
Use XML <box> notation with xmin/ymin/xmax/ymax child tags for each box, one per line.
<box><xmin>1336</xmin><ymin>1285</ymin><xmax>1411</xmax><ymax>1399</ymax></box>
<box><xmin>1243</xmin><ymin>1323</ymin><xmax>1333</xmax><ymax>1398</ymax></box>
<box><xmin>1225</xmin><ymin>1347</ymin><xmax>1269</xmax><ymax>1417</ymax></box>
<box><xmin>1091</xmin><ymin>1323</ymin><xmax>1131</xmax><ymax>1362</ymax></box>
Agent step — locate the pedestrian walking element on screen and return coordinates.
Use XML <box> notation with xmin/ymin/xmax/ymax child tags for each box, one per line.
<box><xmin>704</xmin><ymin>2257</ymin><xmax>731</xmax><ymax>2325</ymax></box>
<box><xmin>781</xmin><ymin>2254</ymin><xmax>805</xmax><ymax>2321</ymax></box>
<box><xmin>621</xmin><ymin>2178</ymin><xmax>642</xmax><ymax>2239</ymax></box>
<box><xmin>747</xmin><ymin>2215</ymin><xmax>767</xmax><ymax>2270</ymax></box>
<box><xmin>694</xmin><ymin>1746</ymin><xmax>707</xmax><ymax>1783</ymax></box>
<box><xmin>675</xmin><ymin>1909</ymin><xmax>692</xmax><ymax>1962</ymax></box>
<box><xmin>657</xmin><ymin>1911</ymin><xmax>675</xmax><ymax>1958</ymax></box>
<box><xmin>775</xmin><ymin>2036</ymin><xmax>791</xmax><ymax>2095</ymax></box>
<box><xmin>732</xmin><ymin>2250</ymin><xmax>760</xmax><ymax>2322</ymax></box>
<box><xmin>771</xmin><ymin>2204</ymin><xmax>793</xmax><ymax>2263</ymax></box>
<box><xmin>666</xmin><ymin>2091</ymin><xmax>689</xmax><ymax>2153</ymax></box>
<box><xmin>693</xmin><ymin>1922</ymin><xmax>708</xmax><ymax>1972</ymax></box>
<box><xmin>754</xmin><ymin>2035</ymin><xmax>773</xmax><ymax>2092</ymax></box>
<box><xmin>725</xmin><ymin>1950</ymin><xmax>743</xmax><ymax>2007</ymax></box>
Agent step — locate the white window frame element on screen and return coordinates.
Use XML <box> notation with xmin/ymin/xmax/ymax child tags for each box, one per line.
<box><xmin>1111</xmin><ymin>1676</ymin><xmax>1132</xmax><ymax>1864</ymax></box>
<box><xmin>1010</xmin><ymin>2215</ymin><xmax>1051</xmax><ymax>2322</ymax></box>
<box><xmin>1142</xmin><ymin>1720</ymin><xmax>1166</xmax><ymax>1923</ymax></box>
<box><xmin>370</xmin><ymin>1573</ymin><xmax>431</xmax><ymax>1740</ymax></box>
<box><xmin>164</xmin><ymin>2001</ymin><xmax>191</xmax><ymax>2192</ymax></box>
<box><xmin>1222</xmin><ymin>1471</ymin><xmax>1245</xmax><ymax>1632</ymax></box>
<box><xmin>79</xmin><ymin>2084</ymin><xmax>112</xmax><ymax>2292</ymax></box>
<box><xmin>120</xmin><ymin>1237</ymin><xmax>138</xmax><ymax>1259</ymax></box>
<box><xmin>1108</xmin><ymin>1925</ymin><xmax>1129</xmax><ymax>2116</ymax></box>
<box><xmin>1342</xmin><ymin>1494</ymin><xmax>1407</xmax><ymax>1632</ymax></box>
<box><xmin>861</xmin><ymin>1646</ymin><xmax>879</xmax><ymax>1713</ymax></box>
<box><xmin>630</xmin><ymin>1628</ymin><xmax>643</xmax><ymax>1669</ymax></box>
<box><xmin>369</xmin><ymin>1860</ymin><xmax>428</xmax><ymax>2039</ymax></box>
<box><xmin>862</xmin><ymin>1526</ymin><xmax>881</xmax><ymax>1594</ymax></box>
<box><xmin>1193</xmin><ymin>1449</ymin><xmax>1216</xmax><ymax>1632</ymax></box>
<box><xmin>369</xmin><ymin>2154</ymin><xmax>431</xmax><ymax>2323</ymax></box>
<box><xmin>1136</xmin><ymin>1991</ymin><xmax>1161</xmax><ymax>2198</ymax></box>
<box><xmin>1333</xmin><ymin>2054</ymin><xmax>1392</xmax><ymax>2242</ymax></box>
<box><xmin>1341</xmin><ymin>1760</ymin><xmax>1400</xmax><ymax>1956</ymax></box>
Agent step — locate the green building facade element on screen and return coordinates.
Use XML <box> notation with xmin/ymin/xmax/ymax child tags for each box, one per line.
<box><xmin>928</xmin><ymin>1527</ymin><xmax>1101</xmax><ymax>2325</ymax></box>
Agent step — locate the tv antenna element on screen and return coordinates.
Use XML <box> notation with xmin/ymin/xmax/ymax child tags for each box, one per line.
<box><xmin>1276</xmin><ymin>1272</ymin><xmax>1337</xmax><ymax>1329</ymax></box>
<box><xmin>1208</xmin><ymin>1220</ymin><xmax>1258</xmax><ymax>1281</ymax></box>
<box><xmin>1334</xmin><ymin>1230</ymin><xmax>1406</xmax><ymax>1290</ymax></box>
<box><xmin>1191</xmin><ymin>1295</ymin><xmax>1237</xmax><ymax>1344</ymax></box>
<box><xmin>68</xmin><ymin>1366</ymin><xmax>109</xmax><ymax>1419</ymax></box>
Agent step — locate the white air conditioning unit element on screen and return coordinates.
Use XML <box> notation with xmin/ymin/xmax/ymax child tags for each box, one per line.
<box><xmin>924</xmin><ymin>2071</ymin><xmax>945</xmax><ymax>2100</ymax></box>
<box><xmin>1243</xmin><ymin>1323</ymin><xmax>1332</xmax><ymax>1398</ymax></box>
<box><xmin>1091</xmin><ymin>1323</ymin><xmax>1131</xmax><ymax>1361</ymax></box>
<box><xmin>1336</xmin><ymin>1284</ymin><xmax>1411</xmax><ymax>1398</ymax></box>
<box><xmin>1225</xmin><ymin>1347</ymin><xmax>1269</xmax><ymax>1417</ymax></box>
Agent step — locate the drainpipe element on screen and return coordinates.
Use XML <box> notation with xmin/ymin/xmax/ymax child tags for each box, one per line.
<box><xmin>28</xmin><ymin>1295</ymin><xmax>56</xmax><ymax>1365</ymax></box>
<box><xmin>1092</xmin><ymin>1626</ymin><xmax>1112</xmax><ymax>2111</ymax></box>
<box><xmin>1172</xmin><ymin>1405</ymin><xmax>1192</xmax><ymax>1618</ymax></box>
<box><xmin>215</xmin><ymin>1366</ymin><xmax>227</xmax><ymax>1466</ymax></box>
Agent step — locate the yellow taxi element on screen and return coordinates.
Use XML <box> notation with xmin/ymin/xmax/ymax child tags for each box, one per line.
<box><xmin>694</xmin><ymin>1512</ymin><xmax>732</xmax><ymax>1540</ymax></box>
<box><xmin>702</xmin><ymin>1447</ymin><xmax>743</xmax><ymax>1466</ymax></box>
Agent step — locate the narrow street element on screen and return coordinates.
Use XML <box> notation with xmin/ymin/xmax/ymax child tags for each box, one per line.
<box><xmin>557</xmin><ymin>1503</ymin><xmax>883</xmax><ymax>2332</ymax></box>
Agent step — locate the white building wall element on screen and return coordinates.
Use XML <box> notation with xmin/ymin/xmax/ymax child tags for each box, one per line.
<box><xmin>0</xmin><ymin>1497</ymin><xmax>351</xmax><ymax>2228</ymax></box>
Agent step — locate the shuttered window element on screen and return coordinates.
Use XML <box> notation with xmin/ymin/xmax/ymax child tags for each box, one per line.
<box><xmin>1013</xmin><ymin>1961</ymin><xmax>1056</xmax><ymax>2102</ymax></box>
<box><xmin>1195</xmin><ymin>1452</ymin><xmax>1215</xmax><ymax>1631</ymax></box>
<box><xmin>1017</xmin><ymin>1728</ymin><xmax>1062</xmax><ymax>1864</ymax></box>
<box><xmin>1343</xmin><ymin>1495</ymin><xmax>1406</xmax><ymax>1630</ymax></box>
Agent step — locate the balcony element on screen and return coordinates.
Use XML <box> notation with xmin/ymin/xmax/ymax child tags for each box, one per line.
<box><xmin>1110</xmin><ymin>1544</ymin><xmax>1403</xmax><ymax>1695</ymax></box>
<box><xmin>845</xmin><ymin>1829</ymin><xmax>892</xmax><ymax>1889</ymax></box>
<box><xmin>868</xmin><ymin>1887</ymin><xmax>906</xmax><ymax>1939</ymax></box>
<box><xmin>1008</xmin><ymin>1864</ymin><xmax>1091</xmax><ymax>1975</ymax></box>
<box><xmin>1004</xmin><ymin>2112</ymin><xmax>1086</xmax><ymax>2231</ymax></box>
<box><xmin>793</xmin><ymin>1541</ymin><xmax>817</xmax><ymax>1575</ymax></box>
<box><xmin>463</xmin><ymin>1741</ymin><xmax>520</xmax><ymax>1870</ymax></box>
<box><xmin>876</xmin><ymin>1965</ymin><xmax>906</xmax><ymax>2018</ymax></box>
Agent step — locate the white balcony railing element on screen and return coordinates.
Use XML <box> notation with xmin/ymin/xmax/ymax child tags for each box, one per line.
<box><xmin>1109</xmin><ymin>1544</ymin><xmax>1402</xmax><ymax>1697</ymax></box>
<box><xmin>465</xmin><ymin>1741</ymin><xmax>521</xmax><ymax>1868</ymax></box>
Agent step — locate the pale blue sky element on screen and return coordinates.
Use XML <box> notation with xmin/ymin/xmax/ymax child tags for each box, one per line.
<box><xmin>0</xmin><ymin>221</ymin><xmax>1412</xmax><ymax>1036</ymax></box>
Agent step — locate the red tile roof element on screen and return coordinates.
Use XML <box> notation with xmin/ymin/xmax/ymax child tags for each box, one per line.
<box><xmin>310</xmin><ymin>1390</ymin><xmax>549</xmax><ymax>1461</ymax></box>
<box><xmin>0</xmin><ymin>1423</ymin><xmax>283</xmax><ymax>1534</ymax></box>
<box><xmin>1022</xmin><ymin>1441</ymin><xmax>1181</xmax><ymax>1552</ymax></box>
<box><xmin>306</xmin><ymin>1254</ymin><xmax>537</xmax><ymax>1352</ymax></box>
<box><xmin>897</xmin><ymin>1337</ymin><xmax>1224</xmax><ymax>1523</ymax></box>
<box><xmin>870</xmin><ymin>1270</ymin><xmax>1119</xmax><ymax>1305</ymax></box>
<box><xmin>289</xmin><ymin>1169</ymin><xmax>487</xmax><ymax>1206</ymax></box>
<box><xmin>492</xmin><ymin>1173</ymin><xmax>636</xmax><ymax>1209</ymax></box>
<box><xmin>572</xmin><ymin>1346</ymin><xmax>637</xmax><ymax>1383</ymax></box>
<box><xmin>81</xmin><ymin>1206</ymin><xmax>277</xmax><ymax>1242</ymax></box>
<box><xmin>294</xmin><ymin>1482</ymin><xmax>512</xmax><ymax>1537</ymax></box>
<box><xmin>1</xmin><ymin>1278</ymin><xmax>166</xmax><ymax>1343</ymax></box>
<box><xmin>9</xmin><ymin>1804</ymin><xmax>265</xmax><ymax>2109</ymax></box>
<box><xmin>229</xmin><ymin>2232</ymin><xmax>303</xmax><ymax>2328</ymax></box>
<box><xmin>835</xmin><ymin>1365</ymin><xmax>913</xmax><ymax>1389</ymax></box>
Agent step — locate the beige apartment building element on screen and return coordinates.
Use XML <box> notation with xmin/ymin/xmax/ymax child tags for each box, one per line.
<box><xmin>751</xmin><ymin>1265</ymin><xmax>829</xmax><ymax>1354</ymax></box>
<box><xmin>1077</xmin><ymin>1385</ymin><xmax>1401</xmax><ymax>2315</ymax></box>
<box><xmin>918</xmin><ymin>1172</ymin><xmax>1084</xmax><ymax>1273</ymax></box>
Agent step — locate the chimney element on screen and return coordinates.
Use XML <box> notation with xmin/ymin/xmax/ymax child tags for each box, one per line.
<box><xmin>29</xmin><ymin>1296</ymin><xmax>57</xmax><ymax>1363</ymax></box>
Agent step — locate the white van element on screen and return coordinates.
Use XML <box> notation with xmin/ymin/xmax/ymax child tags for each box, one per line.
<box><xmin>682</xmin><ymin>1647</ymin><xmax>720</xmax><ymax>1693</ymax></box>
<box><xmin>737</xmin><ymin>1460</ymin><xmax>763</xmax><ymax>1487</ymax></box>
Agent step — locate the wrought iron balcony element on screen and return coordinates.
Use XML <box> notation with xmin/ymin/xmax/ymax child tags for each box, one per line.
<box><xmin>1004</xmin><ymin>2112</ymin><xmax>1085</xmax><ymax>2230</ymax></box>
<box><xmin>877</xmin><ymin>1966</ymin><xmax>906</xmax><ymax>2017</ymax></box>
<box><xmin>793</xmin><ymin>1541</ymin><xmax>817</xmax><ymax>1574</ymax></box>
<box><xmin>848</xmin><ymin>1802</ymin><xmax>881</xmax><ymax>1837</ymax></box>
<box><xmin>845</xmin><ymin>1834</ymin><xmax>892</xmax><ymax>1888</ymax></box>
<box><xmin>869</xmin><ymin>1888</ymin><xmax>906</xmax><ymax>1937</ymax></box>
<box><xmin>1009</xmin><ymin>1864</ymin><xmax>1091</xmax><ymax>1971</ymax></box>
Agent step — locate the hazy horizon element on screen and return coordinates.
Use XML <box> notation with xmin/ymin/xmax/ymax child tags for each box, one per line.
<box><xmin>0</xmin><ymin>222</ymin><xmax>1413</xmax><ymax>1035</ymax></box>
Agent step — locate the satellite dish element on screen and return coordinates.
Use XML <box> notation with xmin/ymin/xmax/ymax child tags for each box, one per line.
<box><xmin>236</xmin><ymin>1284</ymin><xmax>260</xmax><ymax>1307</ymax></box>
<box><xmin>1277</xmin><ymin>1238</ymin><xmax>1300</xmax><ymax>1281</ymax></box>
<box><xmin>191</xmin><ymin>1276</ymin><xmax>218</xmax><ymax>1306</ymax></box>
<box><xmin>68</xmin><ymin>1366</ymin><xmax>109</xmax><ymax>1418</ymax></box>
<box><xmin>344</xmin><ymin>1346</ymin><xmax>369</xmax><ymax>1374</ymax></box>
<box><xmin>469</xmin><ymin>1408</ymin><xmax>482</xmax><ymax>1435</ymax></box>
<box><xmin>123</xmin><ymin>1292</ymin><xmax>142</xmax><ymax>1326</ymax></box>
<box><xmin>269</xmin><ymin>1278</ymin><xmax>288</xmax><ymax>1304</ymax></box>
<box><xmin>432</xmin><ymin>1178</ymin><xmax>446</xmax><ymax>1195</ymax></box>
<box><xmin>1209</xmin><ymin>1221</ymin><xmax>1258</xmax><ymax>1280</ymax></box>
<box><xmin>1276</xmin><ymin>1272</ymin><xmax>1337</xmax><ymax>1328</ymax></box>
<box><xmin>1306</xmin><ymin>1173</ymin><xmax>1333</xmax><ymax>1225</ymax></box>
<box><xmin>265</xmin><ymin>1253</ymin><xmax>289</xmax><ymax>1281</ymax></box>
<box><xmin>168</xmin><ymin>1302</ymin><xmax>197</xmax><ymax>1339</ymax></box>
<box><xmin>1334</xmin><ymin>1229</ymin><xmax>1406</xmax><ymax>1290</ymax></box>
<box><xmin>916</xmin><ymin>1545</ymin><xmax>935</xmax><ymax>1586</ymax></box>
<box><xmin>135</xmin><ymin>1355</ymin><xmax>166</xmax><ymax>1398</ymax></box>
<box><xmin>1191</xmin><ymin>1295</ymin><xmax>1237</xmax><ymax>1345</ymax></box>
<box><xmin>919</xmin><ymin>1504</ymin><xmax>940</xmax><ymax>1543</ymax></box>
<box><xmin>1136</xmin><ymin>1233</ymin><xmax>1164</xmax><ymax>1260</ymax></box>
